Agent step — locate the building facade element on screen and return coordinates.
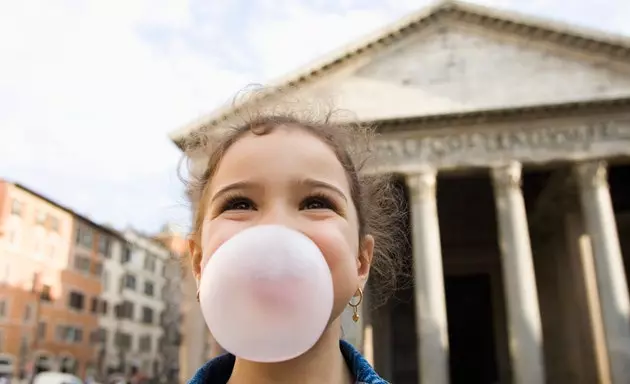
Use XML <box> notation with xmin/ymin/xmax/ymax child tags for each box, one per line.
<box><xmin>104</xmin><ymin>229</ymin><xmax>168</xmax><ymax>379</ymax></box>
<box><xmin>0</xmin><ymin>181</ymin><xmax>120</xmax><ymax>380</ymax></box>
<box><xmin>152</xmin><ymin>226</ymin><xmax>220</xmax><ymax>383</ymax></box>
<box><xmin>153</xmin><ymin>225</ymin><xmax>190</xmax><ymax>384</ymax></box>
<box><xmin>0</xmin><ymin>181</ymin><xmax>74</xmax><ymax>380</ymax></box>
<box><xmin>94</xmin><ymin>230</ymin><xmax>125</xmax><ymax>378</ymax></box>
<box><xmin>170</xmin><ymin>2</ymin><xmax>630</xmax><ymax>383</ymax></box>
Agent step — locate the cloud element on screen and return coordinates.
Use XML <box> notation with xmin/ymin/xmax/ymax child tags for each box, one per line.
<box><xmin>0</xmin><ymin>0</ymin><xmax>249</xmax><ymax>232</ymax></box>
<box><xmin>0</xmin><ymin>0</ymin><xmax>628</xmax><ymax>233</ymax></box>
<box><xmin>243</xmin><ymin>3</ymin><xmax>395</xmax><ymax>80</ymax></box>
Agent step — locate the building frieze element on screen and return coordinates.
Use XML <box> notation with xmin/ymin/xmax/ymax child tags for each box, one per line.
<box><xmin>369</xmin><ymin>118</ymin><xmax>630</xmax><ymax>173</ymax></box>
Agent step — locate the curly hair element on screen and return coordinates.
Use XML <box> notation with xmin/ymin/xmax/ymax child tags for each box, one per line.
<box><xmin>178</xmin><ymin>93</ymin><xmax>409</xmax><ymax>305</ymax></box>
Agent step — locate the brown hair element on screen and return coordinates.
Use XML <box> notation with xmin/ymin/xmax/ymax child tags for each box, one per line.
<box><xmin>179</xmin><ymin>99</ymin><xmax>408</xmax><ymax>305</ymax></box>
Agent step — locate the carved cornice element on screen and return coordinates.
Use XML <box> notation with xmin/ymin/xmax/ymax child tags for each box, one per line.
<box><xmin>374</xmin><ymin>98</ymin><xmax>630</xmax><ymax>134</ymax></box>
<box><xmin>446</xmin><ymin>6</ymin><xmax>630</xmax><ymax>61</ymax></box>
<box><xmin>574</xmin><ymin>160</ymin><xmax>610</xmax><ymax>190</ymax></box>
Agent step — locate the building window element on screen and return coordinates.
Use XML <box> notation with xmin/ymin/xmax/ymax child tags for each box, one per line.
<box><xmin>68</xmin><ymin>291</ymin><xmax>85</xmax><ymax>311</ymax></box>
<box><xmin>92</xmin><ymin>262</ymin><xmax>103</xmax><ymax>277</ymax></box>
<box><xmin>90</xmin><ymin>297</ymin><xmax>99</xmax><ymax>313</ymax></box>
<box><xmin>100</xmin><ymin>300</ymin><xmax>109</xmax><ymax>315</ymax></box>
<box><xmin>116</xmin><ymin>301</ymin><xmax>134</xmax><ymax>320</ymax></box>
<box><xmin>99</xmin><ymin>328</ymin><xmax>108</xmax><ymax>344</ymax></box>
<box><xmin>139</xmin><ymin>335</ymin><xmax>152</xmax><ymax>353</ymax></box>
<box><xmin>0</xmin><ymin>300</ymin><xmax>6</xmax><ymax>319</ymax></box>
<box><xmin>141</xmin><ymin>307</ymin><xmax>154</xmax><ymax>325</ymax></box>
<box><xmin>35</xmin><ymin>210</ymin><xmax>46</xmax><ymax>226</ymax></box>
<box><xmin>74</xmin><ymin>255</ymin><xmax>90</xmax><ymax>273</ymax></box>
<box><xmin>56</xmin><ymin>325</ymin><xmax>83</xmax><ymax>343</ymax></box>
<box><xmin>49</xmin><ymin>215</ymin><xmax>60</xmax><ymax>232</ymax></box>
<box><xmin>124</xmin><ymin>274</ymin><xmax>136</xmax><ymax>290</ymax></box>
<box><xmin>19</xmin><ymin>336</ymin><xmax>29</xmax><ymax>357</ymax></box>
<box><xmin>76</xmin><ymin>226</ymin><xmax>93</xmax><ymax>248</ymax></box>
<box><xmin>10</xmin><ymin>199</ymin><xmax>23</xmax><ymax>216</ymax></box>
<box><xmin>98</xmin><ymin>236</ymin><xmax>111</xmax><ymax>257</ymax></box>
<box><xmin>90</xmin><ymin>328</ymin><xmax>107</xmax><ymax>344</ymax></box>
<box><xmin>144</xmin><ymin>281</ymin><xmax>154</xmax><ymax>297</ymax></box>
<box><xmin>23</xmin><ymin>304</ymin><xmax>33</xmax><ymax>323</ymax></box>
<box><xmin>143</xmin><ymin>254</ymin><xmax>156</xmax><ymax>272</ymax></box>
<box><xmin>40</xmin><ymin>285</ymin><xmax>52</xmax><ymax>302</ymax></box>
<box><xmin>115</xmin><ymin>332</ymin><xmax>132</xmax><ymax>350</ymax></box>
<box><xmin>122</xmin><ymin>246</ymin><xmax>132</xmax><ymax>264</ymax></box>
<box><xmin>37</xmin><ymin>322</ymin><xmax>46</xmax><ymax>339</ymax></box>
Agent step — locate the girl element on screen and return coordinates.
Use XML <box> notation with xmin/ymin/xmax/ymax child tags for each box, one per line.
<box><xmin>183</xmin><ymin>106</ymin><xmax>405</xmax><ymax>384</ymax></box>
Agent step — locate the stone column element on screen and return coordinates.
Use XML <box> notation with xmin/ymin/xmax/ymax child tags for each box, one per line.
<box><xmin>407</xmin><ymin>169</ymin><xmax>449</xmax><ymax>384</ymax></box>
<box><xmin>491</xmin><ymin>162</ymin><xmax>545</xmax><ymax>384</ymax></box>
<box><xmin>574</xmin><ymin>160</ymin><xmax>630</xmax><ymax>384</ymax></box>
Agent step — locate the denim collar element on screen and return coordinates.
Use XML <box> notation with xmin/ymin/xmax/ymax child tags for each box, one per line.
<box><xmin>187</xmin><ymin>340</ymin><xmax>388</xmax><ymax>384</ymax></box>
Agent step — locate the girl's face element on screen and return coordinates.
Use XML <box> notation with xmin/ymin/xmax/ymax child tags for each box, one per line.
<box><xmin>194</xmin><ymin>126</ymin><xmax>373</xmax><ymax>321</ymax></box>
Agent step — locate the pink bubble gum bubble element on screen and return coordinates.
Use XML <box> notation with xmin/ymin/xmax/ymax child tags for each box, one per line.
<box><xmin>198</xmin><ymin>225</ymin><xmax>334</xmax><ymax>363</ymax></box>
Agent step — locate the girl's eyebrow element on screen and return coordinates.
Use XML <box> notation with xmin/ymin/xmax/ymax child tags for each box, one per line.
<box><xmin>210</xmin><ymin>181</ymin><xmax>259</xmax><ymax>203</ymax></box>
<box><xmin>296</xmin><ymin>178</ymin><xmax>347</xmax><ymax>202</ymax></box>
<box><xmin>211</xmin><ymin>178</ymin><xmax>348</xmax><ymax>203</ymax></box>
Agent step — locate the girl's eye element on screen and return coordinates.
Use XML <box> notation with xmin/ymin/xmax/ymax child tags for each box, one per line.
<box><xmin>222</xmin><ymin>197</ymin><xmax>255</xmax><ymax>211</ymax></box>
<box><xmin>300</xmin><ymin>195</ymin><xmax>336</xmax><ymax>211</ymax></box>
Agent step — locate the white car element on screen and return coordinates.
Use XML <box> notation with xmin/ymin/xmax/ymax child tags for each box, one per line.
<box><xmin>33</xmin><ymin>372</ymin><xmax>83</xmax><ymax>384</ymax></box>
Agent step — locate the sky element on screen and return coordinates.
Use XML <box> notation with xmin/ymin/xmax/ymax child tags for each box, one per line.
<box><xmin>0</xmin><ymin>0</ymin><xmax>629</xmax><ymax>234</ymax></box>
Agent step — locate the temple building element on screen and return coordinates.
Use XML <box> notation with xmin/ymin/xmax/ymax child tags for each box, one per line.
<box><xmin>169</xmin><ymin>1</ymin><xmax>630</xmax><ymax>383</ymax></box>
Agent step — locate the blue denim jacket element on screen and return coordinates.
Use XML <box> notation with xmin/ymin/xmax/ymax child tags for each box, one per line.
<box><xmin>188</xmin><ymin>340</ymin><xmax>388</xmax><ymax>384</ymax></box>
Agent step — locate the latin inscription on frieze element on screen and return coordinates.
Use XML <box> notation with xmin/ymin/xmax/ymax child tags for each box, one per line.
<box><xmin>373</xmin><ymin>120</ymin><xmax>630</xmax><ymax>171</ymax></box>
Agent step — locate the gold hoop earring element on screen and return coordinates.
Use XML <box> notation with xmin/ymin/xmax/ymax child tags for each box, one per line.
<box><xmin>348</xmin><ymin>288</ymin><xmax>363</xmax><ymax>322</ymax></box>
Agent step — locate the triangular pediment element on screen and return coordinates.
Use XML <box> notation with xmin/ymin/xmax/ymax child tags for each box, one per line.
<box><xmin>171</xmin><ymin>1</ymin><xmax>630</xmax><ymax>142</ymax></box>
<box><xmin>295</xmin><ymin>20</ymin><xmax>630</xmax><ymax>121</ymax></box>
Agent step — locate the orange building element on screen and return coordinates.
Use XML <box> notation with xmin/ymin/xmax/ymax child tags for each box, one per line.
<box><xmin>0</xmin><ymin>180</ymin><xmax>120</xmax><ymax>380</ymax></box>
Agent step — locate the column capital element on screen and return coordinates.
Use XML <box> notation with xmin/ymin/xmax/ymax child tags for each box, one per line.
<box><xmin>574</xmin><ymin>160</ymin><xmax>609</xmax><ymax>190</ymax></box>
<box><xmin>491</xmin><ymin>161</ymin><xmax>523</xmax><ymax>192</ymax></box>
<box><xmin>406</xmin><ymin>168</ymin><xmax>437</xmax><ymax>201</ymax></box>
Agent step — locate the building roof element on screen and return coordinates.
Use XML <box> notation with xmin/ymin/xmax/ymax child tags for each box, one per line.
<box><xmin>124</xmin><ymin>227</ymin><xmax>175</xmax><ymax>255</ymax></box>
<box><xmin>12</xmin><ymin>181</ymin><xmax>125</xmax><ymax>240</ymax></box>
<box><xmin>169</xmin><ymin>0</ymin><xmax>630</xmax><ymax>147</ymax></box>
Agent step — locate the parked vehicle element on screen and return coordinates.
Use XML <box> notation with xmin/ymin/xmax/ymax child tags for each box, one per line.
<box><xmin>32</xmin><ymin>372</ymin><xmax>83</xmax><ymax>384</ymax></box>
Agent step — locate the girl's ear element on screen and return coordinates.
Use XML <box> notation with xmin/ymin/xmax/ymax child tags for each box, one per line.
<box><xmin>188</xmin><ymin>238</ymin><xmax>202</xmax><ymax>280</ymax></box>
<box><xmin>357</xmin><ymin>234</ymin><xmax>374</xmax><ymax>286</ymax></box>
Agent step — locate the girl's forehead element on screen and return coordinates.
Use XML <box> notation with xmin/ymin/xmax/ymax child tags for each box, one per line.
<box><xmin>219</xmin><ymin>129</ymin><xmax>340</xmax><ymax>171</ymax></box>
<box><xmin>207</xmin><ymin>128</ymin><xmax>353</xmax><ymax>194</ymax></box>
